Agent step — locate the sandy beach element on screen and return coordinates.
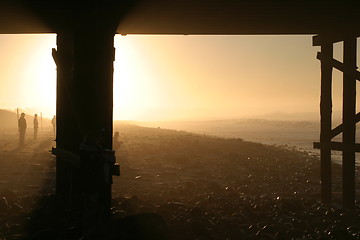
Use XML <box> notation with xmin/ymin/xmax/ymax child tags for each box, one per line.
<box><xmin>0</xmin><ymin>124</ymin><xmax>359</xmax><ymax>239</ymax></box>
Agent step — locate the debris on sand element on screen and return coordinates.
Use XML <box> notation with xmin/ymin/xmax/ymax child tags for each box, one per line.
<box><xmin>0</xmin><ymin>125</ymin><xmax>359</xmax><ymax>239</ymax></box>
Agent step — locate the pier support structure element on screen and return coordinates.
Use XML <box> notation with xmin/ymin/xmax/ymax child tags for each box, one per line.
<box><xmin>52</xmin><ymin>12</ymin><xmax>119</xmax><ymax>212</ymax></box>
<box><xmin>313</xmin><ymin>34</ymin><xmax>359</xmax><ymax>209</ymax></box>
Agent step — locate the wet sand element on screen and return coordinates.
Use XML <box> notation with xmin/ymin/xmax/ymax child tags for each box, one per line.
<box><xmin>0</xmin><ymin>125</ymin><xmax>359</xmax><ymax>239</ymax></box>
<box><xmin>0</xmin><ymin>131</ymin><xmax>56</xmax><ymax>239</ymax></box>
<box><xmin>113</xmin><ymin>124</ymin><xmax>360</xmax><ymax>240</ymax></box>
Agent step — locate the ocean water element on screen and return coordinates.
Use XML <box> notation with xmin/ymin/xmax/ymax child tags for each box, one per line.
<box><xmin>145</xmin><ymin>119</ymin><xmax>360</xmax><ymax>166</ymax></box>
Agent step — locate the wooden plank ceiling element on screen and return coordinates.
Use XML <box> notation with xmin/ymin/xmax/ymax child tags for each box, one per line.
<box><xmin>0</xmin><ymin>0</ymin><xmax>359</xmax><ymax>35</ymax></box>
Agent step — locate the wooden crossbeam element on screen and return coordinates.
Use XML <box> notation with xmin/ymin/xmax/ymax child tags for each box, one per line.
<box><xmin>313</xmin><ymin>141</ymin><xmax>360</xmax><ymax>152</ymax></box>
<box><xmin>317</xmin><ymin>52</ymin><xmax>360</xmax><ymax>80</ymax></box>
<box><xmin>52</xmin><ymin>147</ymin><xmax>80</xmax><ymax>167</ymax></box>
<box><xmin>330</xmin><ymin>112</ymin><xmax>360</xmax><ymax>138</ymax></box>
<box><xmin>313</xmin><ymin>34</ymin><xmax>360</xmax><ymax>46</ymax></box>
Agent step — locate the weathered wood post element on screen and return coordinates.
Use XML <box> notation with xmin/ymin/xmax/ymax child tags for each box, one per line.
<box><xmin>313</xmin><ymin>34</ymin><xmax>359</xmax><ymax>208</ymax></box>
<box><xmin>342</xmin><ymin>37</ymin><xmax>357</xmax><ymax>209</ymax></box>
<box><xmin>319</xmin><ymin>39</ymin><xmax>333</xmax><ymax>204</ymax></box>
<box><xmin>53</xmin><ymin>32</ymin><xmax>76</xmax><ymax>198</ymax></box>
<box><xmin>53</xmin><ymin>10</ymin><xmax>119</xmax><ymax>213</ymax></box>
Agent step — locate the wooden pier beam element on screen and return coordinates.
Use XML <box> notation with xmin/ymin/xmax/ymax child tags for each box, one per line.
<box><xmin>54</xmin><ymin>32</ymin><xmax>75</xmax><ymax>197</ymax></box>
<box><xmin>53</xmin><ymin>24</ymin><xmax>116</xmax><ymax>212</ymax></box>
<box><xmin>342</xmin><ymin>37</ymin><xmax>357</xmax><ymax>209</ymax></box>
<box><xmin>319</xmin><ymin>41</ymin><xmax>333</xmax><ymax>204</ymax></box>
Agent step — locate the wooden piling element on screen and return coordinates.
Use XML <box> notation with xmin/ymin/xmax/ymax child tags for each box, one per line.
<box><xmin>342</xmin><ymin>37</ymin><xmax>357</xmax><ymax>209</ymax></box>
<box><xmin>54</xmin><ymin>27</ymin><xmax>115</xmax><ymax>212</ymax></box>
<box><xmin>319</xmin><ymin>42</ymin><xmax>333</xmax><ymax>204</ymax></box>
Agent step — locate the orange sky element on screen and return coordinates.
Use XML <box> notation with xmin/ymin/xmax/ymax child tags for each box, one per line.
<box><xmin>0</xmin><ymin>34</ymin><xmax>358</xmax><ymax>121</ymax></box>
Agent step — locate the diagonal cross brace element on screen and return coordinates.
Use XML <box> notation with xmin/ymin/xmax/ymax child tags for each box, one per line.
<box><xmin>330</xmin><ymin>112</ymin><xmax>360</xmax><ymax>139</ymax></box>
<box><xmin>317</xmin><ymin>52</ymin><xmax>360</xmax><ymax>80</ymax></box>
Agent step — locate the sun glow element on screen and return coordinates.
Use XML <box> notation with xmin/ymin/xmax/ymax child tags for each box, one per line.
<box><xmin>21</xmin><ymin>37</ymin><xmax>57</xmax><ymax>112</ymax></box>
<box><xmin>3</xmin><ymin>34</ymin><xmax>354</xmax><ymax>122</ymax></box>
<box><xmin>0</xmin><ymin>34</ymin><xmax>56</xmax><ymax>118</ymax></box>
<box><xmin>113</xmin><ymin>35</ymin><xmax>164</xmax><ymax>121</ymax></box>
<box><xmin>112</xmin><ymin>35</ymin><xmax>323</xmax><ymax>121</ymax></box>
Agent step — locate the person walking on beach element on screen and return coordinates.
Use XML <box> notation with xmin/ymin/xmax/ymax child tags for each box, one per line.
<box><xmin>51</xmin><ymin>115</ymin><xmax>56</xmax><ymax>136</ymax></box>
<box><xmin>18</xmin><ymin>112</ymin><xmax>27</xmax><ymax>146</ymax></box>
<box><xmin>33</xmin><ymin>114</ymin><xmax>39</xmax><ymax>140</ymax></box>
<box><xmin>113</xmin><ymin>131</ymin><xmax>123</xmax><ymax>150</ymax></box>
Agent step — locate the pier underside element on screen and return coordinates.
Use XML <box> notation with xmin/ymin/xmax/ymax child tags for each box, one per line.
<box><xmin>0</xmin><ymin>0</ymin><xmax>359</xmax><ymax>209</ymax></box>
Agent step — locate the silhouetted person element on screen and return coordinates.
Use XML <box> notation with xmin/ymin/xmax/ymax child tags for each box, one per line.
<box><xmin>113</xmin><ymin>131</ymin><xmax>123</xmax><ymax>150</ymax></box>
<box><xmin>33</xmin><ymin>114</ymin><xmax>39</xmax><ymax>140</ymax></box>
<box><xmin>51</xmin><ymin>115</ymin><xmax>56</xmax><ymax>135</ymax></box>
<box><xmin>79</xmin><ymin>130</ymin><xmax>115</xmax><ymax>238</ymax></box>
<box><xmin>18</xmin><ymin>112</ymin><xmax>27</xmax><ymax>146</ymax></box>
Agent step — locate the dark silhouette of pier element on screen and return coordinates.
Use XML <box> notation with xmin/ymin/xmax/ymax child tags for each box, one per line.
<box><xmin>0</xmin><ymin>1</ymin><xmax>359</xmax><ymax>236</ymax></box>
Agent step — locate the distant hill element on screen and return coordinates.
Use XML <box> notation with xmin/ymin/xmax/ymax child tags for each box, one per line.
<box><xmin>233</xmin><ymin>118</ymin><xmax>319</xmax><ymax>129</ymax></box>
<box><xmin>134</xmin><ymin>119</ymin><xmax>321</xmax><ymax>154</ymax></box>
<box><xmin>0</xmin><ymin>109</ymin><xmax>17</xmax><ymax>129</ymax></box>
<box><xmin>139</xmin><ymin>118</ymin><xmax>320</xmax><ymax>135</ymax></box>
<box><xmin>0</xmin><ymin>109</ymin><xmax>52</xmax><ymax>130</ymax></box>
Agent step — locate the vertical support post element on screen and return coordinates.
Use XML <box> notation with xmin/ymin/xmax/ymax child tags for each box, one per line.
<box><xmin>73</xmin><ymin>27</ymin><xmax>115</xmax><ymax>216</ymax></box>
<box><xmin>52</xmin><ymin>3</ymin><xmax>125</xmax><ymax>215</ymax></box>
<box><xmin>320</xmin><ymin>42</ymin><xmax>333</xmax><ymax>204</ymax></box>
<box><xmin>342</xmin><ymin>37</ymin><xmax>357</xmax><ymax>209</ymax></box>
<box><xmin>54</xmin><ymin>32</ymin><xmax>76</xmax><ymax>198</ymax></box>
<box><xmin>73</xmin><ymin>27</ymin><xmax>114</xmax><ymax>150</ymax></box>
<box><xmin>54</xmin><ymin>26</ymin><xmax>115</xmax><ymax>213</ymax></box>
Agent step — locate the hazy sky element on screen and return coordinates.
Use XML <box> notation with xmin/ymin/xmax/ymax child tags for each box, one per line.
<box><xmin>0</xmin><ymin>34</ymin><xmax>358</xmax><ymax>121</ymax></box>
